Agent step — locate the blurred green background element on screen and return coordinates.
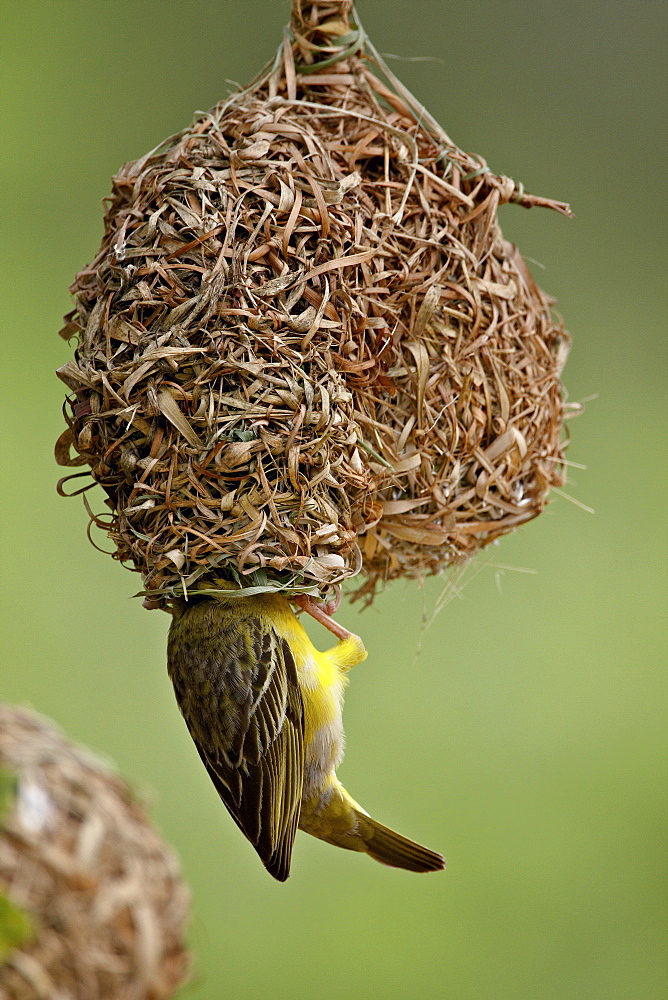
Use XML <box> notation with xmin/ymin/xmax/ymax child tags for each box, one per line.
<box><xmin>2</xmin><ymin>2</ymin><xmax>665</xmax><ymax>997</ymax></box>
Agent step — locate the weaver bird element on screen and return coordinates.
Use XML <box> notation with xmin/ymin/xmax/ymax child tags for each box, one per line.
<box><xmin>167</xmin><ymin>589</ymin><xmax>445</xmax><ymax>881</ymax></box>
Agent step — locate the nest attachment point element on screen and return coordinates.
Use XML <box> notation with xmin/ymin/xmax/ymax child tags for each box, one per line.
<box><xmin>56</xmin><ymin>0</ymin><xmax>572</xmax><ymax>606</ymax></box>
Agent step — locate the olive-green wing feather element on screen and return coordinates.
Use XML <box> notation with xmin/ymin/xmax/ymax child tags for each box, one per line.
<box><xmin>167</xmin><ymin>598</ymin><xmax>304</xmax><ymax>881</ymax></box>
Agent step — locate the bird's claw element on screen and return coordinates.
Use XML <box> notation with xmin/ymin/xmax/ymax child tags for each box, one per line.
<box><xmin>293</xmin><ymin>591</ymin><xmax>352</xmax><ymax>641</ymax></box>
<box><xmin>315</xmin><ymin>586</ymin><xmax>341</xmax><ymax>617</ymax></box>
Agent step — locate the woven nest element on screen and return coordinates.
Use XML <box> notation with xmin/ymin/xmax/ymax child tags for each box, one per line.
<box><xmin>56</xmin><ymin>0</ymin><xmax>572</xmax><ymax>606</ymax></box>
<box><xmin>0</xmin><ymin>706</ymin><xmax>190</xmax><ymax>1000</ymax></box>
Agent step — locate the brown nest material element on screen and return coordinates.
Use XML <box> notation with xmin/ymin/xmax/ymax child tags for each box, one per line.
<box><xmin>56</xmin><ymin>0</ymin><xmax>572</xmax><ymax>606</ymax></box>
<box><xmin>0</xmin><ymin>705</ymin><xmax>190</xmax><ymax>999</ymax></box>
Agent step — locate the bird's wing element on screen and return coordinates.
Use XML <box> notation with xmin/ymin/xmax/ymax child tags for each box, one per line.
<box><xmin>168</xmin><ymin>602</ymin><xmax>304</xmax><ymax>881</ymax></box>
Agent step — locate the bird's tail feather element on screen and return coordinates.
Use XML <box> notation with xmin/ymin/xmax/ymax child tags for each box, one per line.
<box><xmin>356</xmin><ymin>812</ymin><xmax>445</xmax><ymax>873</ymax></box>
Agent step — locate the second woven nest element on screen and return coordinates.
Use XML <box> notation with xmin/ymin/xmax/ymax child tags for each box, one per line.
<box><xmin>57</xmin><ymin>3</ymin><xmax>571</xmax><ymax>606</ymax></box>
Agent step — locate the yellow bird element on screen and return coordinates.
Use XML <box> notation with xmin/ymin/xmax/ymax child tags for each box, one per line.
<box><xmin>167</xmin><ymin>589</ymin><xmax>445</xmax><ymax>881</ymax></box>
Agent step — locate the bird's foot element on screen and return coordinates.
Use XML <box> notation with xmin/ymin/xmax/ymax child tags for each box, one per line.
<box><xmin>293</xmin><ymin>592</ymin><xmax>352</xmax><ymax>641</ymax></box>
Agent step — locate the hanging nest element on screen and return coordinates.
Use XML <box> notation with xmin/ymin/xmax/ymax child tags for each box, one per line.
<box><xmin>56</xmin><ymin>0</ymin><xmax>572</xmax><ymax>607</ymax></box>
<box><xmin>0</xmin><ymin>705</ymin><xmax>190</xmax><ymax>1000</ymax></box>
